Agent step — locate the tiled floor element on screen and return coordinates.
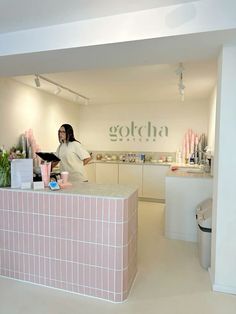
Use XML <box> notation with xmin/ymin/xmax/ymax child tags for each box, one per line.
<box><xmin>0</xmin><ymin>201</ymin><xmax>235</xmax><ymax>314</ymax></box>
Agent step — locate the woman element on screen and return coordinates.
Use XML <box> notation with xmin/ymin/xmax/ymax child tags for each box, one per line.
<box><xmin>54</xmin><ymin>124</ymin><xmax>92</xmax><ymax>182</ymax></box>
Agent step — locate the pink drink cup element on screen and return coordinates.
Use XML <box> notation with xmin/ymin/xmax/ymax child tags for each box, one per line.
<box><xmin>61</xmin><ymin>171</ymin><xmax>69</xmax><ymax>183</ymax></box>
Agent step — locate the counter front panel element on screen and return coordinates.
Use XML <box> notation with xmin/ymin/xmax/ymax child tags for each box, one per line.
<box><xmin>0</xmin><ymin>188</ymin><xmax>138</xmax><ymax>302</ymax></box>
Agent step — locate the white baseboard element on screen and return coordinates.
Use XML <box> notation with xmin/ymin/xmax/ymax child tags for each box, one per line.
<box><xmin>165</xmin><ymin>230</ymin><xmax>197</xmax><ymax>242</ymax></box>
<box><xmin>213</xmin><ymin>283</ymin><xmax>236</xmax><ymax>295</ymax></box>
<box><xmin>208</xmin><ymin>267</ymin><xmax>236</xmax><ymax>295</ymax></box>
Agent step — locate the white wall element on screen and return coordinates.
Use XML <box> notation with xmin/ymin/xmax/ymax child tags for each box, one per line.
<box><xmin>211</xmin><ymin>45</ymin><xmax>236</xmax><ymax>294</ymax></box>
<box><xmin>78</xmin><ymin>100</ymin><xmax>209</xmax><ymax>152</ymax></box>
<box><xmin>0</xmin><ymin>78</ymin><xmax>81</xmax><ymax>151</ymax></box>
<box><xmin>207</xmin><ymin>87</ymin><xmax>217</xmax><ymax>153</ymax></box>
<box><xmin>0</xmin><ymin>79</ymin><xmax>212</xmax><ymax>155</ymax></box>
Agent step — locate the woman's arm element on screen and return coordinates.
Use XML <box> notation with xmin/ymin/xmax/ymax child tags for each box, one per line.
<box><xmin>74</xmin><ymin>141</ymin><xmax>92</xmax><ymax>165</ymax></box>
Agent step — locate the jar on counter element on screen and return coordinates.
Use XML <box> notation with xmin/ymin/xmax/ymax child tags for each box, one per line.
<box><xmin>96</xmin><ymin>154</ymin><xmax>102</xmax><ymax>160</ymax></box>
<box><xmin>140</xmin><ymin>153</ymin><xmax>145</xmax><ymax>163</ymax></box>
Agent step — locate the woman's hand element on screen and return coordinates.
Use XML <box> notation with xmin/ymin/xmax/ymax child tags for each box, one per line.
<box><xmin>83</xmin><ymin>157</ymin><xmax>92</xmax><ymax>165</ymax></box>
<box><xmin>51</xmin><ymin>160</ymin><xmax>59</xmax><ymax>170</ymax></box>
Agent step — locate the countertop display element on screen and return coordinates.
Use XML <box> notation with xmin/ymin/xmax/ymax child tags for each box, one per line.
<box><xmin>0</xmin><ymin>185</ymin><xmax>138</xmax><ymax>302</ymax></box>
<box><xmin>92</xmin><ymin>160</ymin><xmax>171</xmax><ymax>166</ymax></box>
<box><xmin>91</xmin><ymin>159</ymin><xmax>206</xmax><ymax>169</ymax></box>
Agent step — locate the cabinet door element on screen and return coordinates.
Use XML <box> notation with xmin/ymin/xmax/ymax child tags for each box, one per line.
<box><xmin>96</xmin><ymin>163</ymin><xmax>118</xmax><ymax>184</ymax></box>
<box><xmin>85</xmin><ymin>162</ymin><xmax>96</xmax><ymax>183</ymax></box>
<box><xmin>142</xmin><ymin>165</ymin><xmax>169</xmax><ymax>199</ymax></box>
<box><xmin>119</xmin><ymin>164</ymin><xmax>142</xmax><ymax>196</ymax></box>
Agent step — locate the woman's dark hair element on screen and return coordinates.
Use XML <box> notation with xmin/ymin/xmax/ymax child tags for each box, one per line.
<box><xmin>58</xmin><ymin>124</ymin><xmax>80</xmax><ymax>143</ymax></box>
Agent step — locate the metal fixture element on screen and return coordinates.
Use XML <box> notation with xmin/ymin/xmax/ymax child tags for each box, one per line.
<box><xmin>175</xmin><ymin>63</ymin><xmax>185</xmax><ymax>101</ymax></box>
<box><xmin>34</xmin><ymin>74</ymin><xmax>89</xmax><ymax>104</ymax></box>
<box><xmin>34</xmin><ymin>75</ymin><xmax>41</xmax><ymax>88</ymax></box>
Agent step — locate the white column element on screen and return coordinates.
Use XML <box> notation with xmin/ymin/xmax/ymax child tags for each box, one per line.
<box><xmin>211</xmin><ymin>45</ymin><xmax>236</xmax><ymax>294</ymax></box>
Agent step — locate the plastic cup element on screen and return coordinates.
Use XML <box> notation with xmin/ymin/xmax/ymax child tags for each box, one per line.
<box><xmin>61</xmin><ymin>171</ymin><xmax>69</xmax><ymax>183</ymax></box>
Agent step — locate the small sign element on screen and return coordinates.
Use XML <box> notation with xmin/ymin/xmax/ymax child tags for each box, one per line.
<box><xmin>11</xmin><ymin>159</ymin><xmax>33</xmax><ymax>189</ymax></box>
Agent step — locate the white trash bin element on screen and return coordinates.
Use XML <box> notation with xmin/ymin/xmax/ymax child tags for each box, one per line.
<box><xmin>196</xmin><ymin>199</ymin><xmax>212</xmax><ymax>269</ymax></box>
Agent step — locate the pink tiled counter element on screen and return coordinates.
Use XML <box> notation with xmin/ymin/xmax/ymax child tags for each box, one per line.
<box><xmin>0</xmin><ymin>184</ymin><xmax>138</xmax><ymax>302</ymax></box>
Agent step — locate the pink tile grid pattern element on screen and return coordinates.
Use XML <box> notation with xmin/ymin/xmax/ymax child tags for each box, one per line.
<box><xmin>0</xmin><ymin>189</ymin><xmax>138</xmax><ymax>302</ymax></box>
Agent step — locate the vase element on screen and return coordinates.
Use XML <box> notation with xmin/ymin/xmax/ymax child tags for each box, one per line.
<box><xmin>0</xmin><ymin>169</ymin><xmax>11</xmax><ymax>187</ymax></box>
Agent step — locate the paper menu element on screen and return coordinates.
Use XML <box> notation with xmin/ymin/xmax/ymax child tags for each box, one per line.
<box><xmin>11</xmin><ymin>159</ymin><xmax>33</xmax><ymax>188</ymax></box>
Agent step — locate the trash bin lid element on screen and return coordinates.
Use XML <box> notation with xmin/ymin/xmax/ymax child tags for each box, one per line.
<box><xmin>196</xmin><ymin>198</ymin><xmax>212</xmax><ymax>212</ymax></box>
<box><xmin>196</xmin><ymin>198</ymin><xmax>212</xmax><ymax>230</ymax></box>
<box><xmin>197</xmin><ymin>207</ymin><xmax>212</xmax><ymax>230</ymax></box>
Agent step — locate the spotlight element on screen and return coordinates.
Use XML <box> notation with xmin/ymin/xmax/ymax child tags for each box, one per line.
<box><xmin>74</xmin><ymin>95</ymin><xmax>79</xmax><ymax>102</ymax></box>
<box><xmin>54</xmin><ymin>87</ymin><xmax>61</xmax><ymax>95</ymax></box>
<box><xmin>34</xmin><ymin>75</ymin><xmax>41</xmax><ymax>88</ymax></box>
<box><xmin>73</xmin><ymin>95</ymin><xmax>89</xmax><ymax>105</ymax></box>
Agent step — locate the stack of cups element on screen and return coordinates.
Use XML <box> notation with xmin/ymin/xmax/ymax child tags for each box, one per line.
<box><xmin>40</xmin><ymin>162</ymin><xmax>51</xmax><ymax>187</ymax></box>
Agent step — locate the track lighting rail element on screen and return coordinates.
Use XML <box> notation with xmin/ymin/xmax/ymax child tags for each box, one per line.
<box><xmin>35</xmin><ymin>74</ymin><xmax>89</xmax><ymax>104</ymax></box>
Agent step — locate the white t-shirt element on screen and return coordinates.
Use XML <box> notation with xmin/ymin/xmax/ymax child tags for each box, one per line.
<box><xmin>56</xmin><ymin>141</ymin><xmax>90</xmax><ymax>182</ymax></box>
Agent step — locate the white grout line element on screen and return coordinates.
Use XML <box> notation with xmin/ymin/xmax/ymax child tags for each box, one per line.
<box><xmin>0</xmin><ymin>190</ymin><xmax>137</xmax><ymax>302</ymax></box>
<box><xmin>65</xmin><ymin>195</ymin><xmax>68</xmax><ymax>291</ymax></box>
<box><xmin>83</xmin><ymin>196</ymin><xmax>85</xmax><ymax>294</ymax></box>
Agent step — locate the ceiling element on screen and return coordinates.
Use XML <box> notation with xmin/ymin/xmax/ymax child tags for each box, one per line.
<box><xmin>14</xmin><ymin>60</ymin><xmax>217</xmax><ymax>105</ymax></box>
<box><xmin>0</xmin><ymin>0</ymin><xmax>197</xmax><ymax>34</ymax></box>
<box><xmin>2</xmin><ymin>0</ymin><xmax>217</xmax><ymax>105</ymax></box>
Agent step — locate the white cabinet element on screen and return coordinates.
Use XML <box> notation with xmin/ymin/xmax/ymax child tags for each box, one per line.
<box><xmin>85</xmin><ymin>162</ymin><xmax>96</xmax><ymax>183</ymax></box>
<box><xmin>92</xmin><ymin>162</ymin><xmax>169</xmax><ymax>200</ymax></box>
<box><xmin>119</xmin><ymin>164</ymin><xmax>143</xmax><ymax>196</ymax></box>
<box><xmin>142</xmin><ymin>165</ymin><xmax>169</xmax><ymax>199</ymax></box>
<box><xmin>96</xmin><ymin>163</ymin><xmax>118</xmax><ymax>184</ymax></box>
<box><xmin>165</xmin><ymin>175</ymin><xmax>213</xmax><ymax>242</ymax></box>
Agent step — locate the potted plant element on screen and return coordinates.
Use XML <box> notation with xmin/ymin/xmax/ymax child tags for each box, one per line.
<box><xmin>0</xmin><ymin>150</ymin><xmax>11</xmax><ymax>187</ymax></box>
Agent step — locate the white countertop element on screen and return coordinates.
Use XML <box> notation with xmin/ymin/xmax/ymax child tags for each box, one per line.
<box><xmin>166</xmin><ymin>169</ymin><xmax>213</xmax><ymax>179</ymax></box>
<box><xmin>1</xmin><ymin>182</ymin><xmax>138</xmax><ymax>199</ymax></box>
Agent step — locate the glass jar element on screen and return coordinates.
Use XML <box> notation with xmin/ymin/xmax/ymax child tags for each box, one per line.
<box><xmin>0</xmin><ymin>169</ymin><xmax>11</xmax><ymax>187</ymax></box>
